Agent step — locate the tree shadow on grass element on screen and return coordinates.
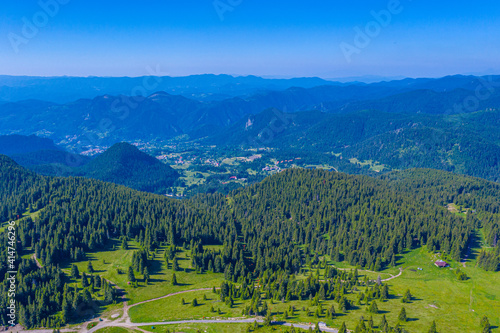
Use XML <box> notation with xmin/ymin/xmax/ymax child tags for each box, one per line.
<box><xmin>377</xmin><ymin>310</ymin><xmax>390</xmax><ymax>314</ymax></box>
<box><xmin>145</xmin><ymin>277</ymin><xmax>166</xmax><ymax>283</ymax></box>
<box><xmin>149</xmin><ymin>260</ymin><xmax>165</xmax><ymax>276</ymax></box>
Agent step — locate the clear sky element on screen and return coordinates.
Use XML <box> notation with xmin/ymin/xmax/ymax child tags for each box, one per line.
<box><xmin>1</xmin><ymin>0</ymin><xmax>499</xmax><ymax>78</ymax></box>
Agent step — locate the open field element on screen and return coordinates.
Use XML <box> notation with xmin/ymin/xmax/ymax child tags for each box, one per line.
<box><xmin>95</xmin><ymin>327</ymin><xmax>142</xmax><ymax>333</ymax></box>
<box><xmin>62</xmin><ymin>240</ymin><xmax>225</xmax><ymax>305</ymax></box>
<box><xmin>348</xmin><ymin>158</ymin><xmax>386</xmax><ymax>172</ymax></box>
<box><xmin>127</xmin><ymin>245</ymin><xmax>499</xmax><ymax>332</ymax></box>
<box><xmin>139</xmin><ymin>323</ymin><xmax>311</xmax><ymax>332</ymax></box>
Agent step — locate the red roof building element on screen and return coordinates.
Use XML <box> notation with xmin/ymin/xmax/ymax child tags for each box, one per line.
<box><xmin>434</xmin><ymin>260</ymin><xmax>449</xmax><ymax>268</ymax></box>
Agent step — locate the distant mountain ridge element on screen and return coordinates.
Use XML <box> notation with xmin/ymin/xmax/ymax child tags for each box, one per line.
<box><xmin>207</xmin><ymin>108</ymin><xmax>500</xmax><ymax>182</ymax></box>
<box><xmin>2</xmin><ymin>75</ymin><xmax>500</xmax><ymax>147</ymax></box>
<box><xmin>0</xmin><ymin>74</ymin><xmax>341</xmax><ymax>103</ymax></box>
<box><xmin>1</xmin><ymin>73</ymin><xmax>498</xmax><ymax>104</ymax></box>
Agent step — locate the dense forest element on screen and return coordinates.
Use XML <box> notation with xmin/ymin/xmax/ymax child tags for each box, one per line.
<box><xmin>0</xmin><ymin>155</ymin><xmax>499</xmax><ymax>328</ymax></box>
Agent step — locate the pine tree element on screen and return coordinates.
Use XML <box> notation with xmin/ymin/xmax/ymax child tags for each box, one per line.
<box><xmin>105</xmin><ymin>286</ymin><xmax>115</xmax><ymax>303</ymax></box>
<box><xmin>379</xmin><ymin>314</ymin><xmax>388</xmax><ymax>331</ymax></box>
<box><xmin>368</xmin><ymin>315</ymin><xmax>374</xmax><ymax>328</ymax></box>
<box><xmin>128</xmin><ymin>266</ymin><xmax>135</xmax><ymax>282</ymax></box>
<box><xmin>402</xmin><ymin>288</ymin><xmax>412</xmax><ymax>303</ymax></box>
<box><xmin>398</xmin><ymin>307</ymin><xmax>407</xmax><ymax>322</ymax></box>
<box><xmin>428</xmin><ymin>320</ymin><xmax>437</xmax><ymax>333</ymax></box>
<box><xmin>171</xmin><ymin>273</ymin><xmax>178</xmax><ymax>285</ymax></box>
<box><xmin>480</xmin><ymin>316</ymin><xmax>492</xmax><ymax>333</ymax></box>
<box><xmin>143</xmin><ymin>266</ymin><xmax>150</xmax><ymax>284</ymax></box>
<box><xmin>71</xmin><ymin>264</ymin><xmax>80</xmax><ymax>279</ymax></box>
<box><xmin>328</xmin><ymin>304</ymin><xmax>336</xmax><ymax>319</ymax></box>
<box><xmin>173</xmin><ymin>257</ymin><xmax>180</xmax><ymax>271</ymax></box>
<box><xmin>121</xmin><ymin>238</ymin><xmax>128</xmax><ymax>250</ymax></box>
<box><xmin>368</xmin><ymin>300</ymin><xmax>379</xmax><ymax>314</ymax></box>
<box><xmin>191</xmin><ymin>298</ymin><xmax>198</xmax><ymax>307</ymax></box>
<box><xmin>61</xmin><ymin>297</ymin><xmax>71</xmax><ymax>324</ymax></box>
<box><xmin>339</xmin><ymin>322</ymin><xmax>347</xmax><ymax>333</ymax></box>
<box><xmin>81</xmin><ymin>272</ymin><xmax>88</xmax><ymax>288</ymax></box>
<box><xmin>87</xmin><ymin>261</ymin><xmax>94</xmax><ymax>273</ymax></box>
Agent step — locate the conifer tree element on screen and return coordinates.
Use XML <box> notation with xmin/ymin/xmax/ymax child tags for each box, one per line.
<box><xmin>87</xmin><ymin>261</ymin><xmax>94</xmax><ymax>273</ymax></box>
<box><xmin>128</xmin><ymin>266</ymin><xmax>135</xmax><ymax>282</ymax></box>
<box><xmin>398</xmin><ymin>307</ymin><xmax>407</xmax><ymax>322</ymax></box>
<box><xmin>428</xmin><ymin>320</ymin><xmax>437</xmax><ymax>333</ymax></box>
<box><xmin>71</xmin><ymin>264</ymin><xmax>80</xmax><ymax>279</ymax></box>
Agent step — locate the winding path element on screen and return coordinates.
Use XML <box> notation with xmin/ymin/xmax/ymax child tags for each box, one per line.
<box><xmin>382</xmin><ymin>267</ymin><xmax>403</xmax><ymax>282</ymax></box>
<box><xmin>86</xmin><ymin>318</ymin><xmax>339</xmax><ymax>333</ymax></box>
<box><xmin>11</xmin><ymin>265</ymin><xmax>406</xmax><ymax>333</ymax></box>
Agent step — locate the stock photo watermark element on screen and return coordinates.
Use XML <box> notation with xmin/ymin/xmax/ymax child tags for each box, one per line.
<box><xmin>340</xmin><ymin>0</ymin><xmax>409</xmax><ymax>63</ymax></box>
<box><xmin>71</xmin><ymin>65</ymin><xmax>167</xmax><ymax>156</ymax></box>
<box><xmin>245</xmin><ymin>108</ymin><xmax>295</xmax><ymax>147</ymax></box>
<box><xmin>213</xmin><ymin>0</ymin><xmax>243</xmax><ymax>21</ymax></box>
<box><xmin>41</xmin><ymin>65</ymin><xmax>169</xmax><ymax>177</ymax></box>
<box><xmin>6</xmin><ymin>220</ymin><xmax>18</xmax><ymax>326</ymax></box>
<box><xmin>8</xmin><ymin>0</ymin><xmax>70</xmax><ymax>54</ymax></box>
<box><xmin>448</xmin><ymin>76</ymin><xmax>500</xmax><ymax>114</ymax></box>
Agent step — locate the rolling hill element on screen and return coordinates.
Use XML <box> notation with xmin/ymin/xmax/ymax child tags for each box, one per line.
<box><xmin>74</xmin><ymin>142</ymin><xmax>180</xmax><ymax>193</ymax></box>
<box><xmin>0</xmin><ymin>156</ymin><xmax>498</xmax><ymax>331</ymax></box>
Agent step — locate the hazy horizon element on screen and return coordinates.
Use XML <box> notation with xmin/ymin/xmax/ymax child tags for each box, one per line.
<box><xmin>1</xmin><ymin>1</ymin><xmax>499</xmax><ymax>78</ymax></box>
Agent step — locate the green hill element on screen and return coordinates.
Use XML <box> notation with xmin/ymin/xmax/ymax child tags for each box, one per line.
<box><xmin>0</xmin><ymin>158</ymin><xmax>498</xmax><ymax>331</ymax></box>
<box><xmin>77</xmin><ymin>142</ymin><xmax>180</xmax><ymax>193</ymax></box>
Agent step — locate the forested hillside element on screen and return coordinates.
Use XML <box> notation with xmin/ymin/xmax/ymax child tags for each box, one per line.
<box><xmin>0</xmin><ymin>155</ymin><xmax>232</xmax><ymax>327</ymax></box>
<box><xmin>0</xmin><ymin>134</ymin><xmax>61</xmax><ymax>155</ymax></box>
<box><xmin>0</xmin><ymin>157</ymin><xmax>498</xmax><ymax>328</ymax></box>
<box><xmin>73</xmin><ymin>142</ymin><xmax>181</xmax><ymax>193</ymax></box>
<box><xmin>5</xmin><ymin>141</ymin><xmax>181</xmax><ymax>194</ymax></box>
<box><xmin>210</xmin><ymin>109</ymin><xmax>500</xmax><ymax>182</ymax></box>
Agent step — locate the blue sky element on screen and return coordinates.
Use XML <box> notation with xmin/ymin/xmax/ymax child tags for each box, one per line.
<box><xmin>1</xmin><ymin>0</ymin><xmax>499</xmax><ymax>78</ymax></box>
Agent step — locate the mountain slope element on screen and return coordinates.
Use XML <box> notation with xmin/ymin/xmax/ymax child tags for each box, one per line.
<box><xmin>76</xmin><ymin>142</ymin><xmax>180</xmax><ymax>193</ymax></box>
<box><xmin>4</xmin><ymin>78</ymin><xmax>499</xmax><ymax>145</ymax></box>
<box><xmin>0</xmin><ymin>134</ymin><xmax>61</xmax><ymax>155</ymax></box>
<box><xmin>207</xmin><ymin>108</ymin><xmax>500</xmax><ymax>182</ymax></box>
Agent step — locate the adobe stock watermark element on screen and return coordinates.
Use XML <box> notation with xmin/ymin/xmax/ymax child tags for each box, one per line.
<box><xmin>213</xmin><ymin>0</ymin><xmax>243</xmax><ymax>21</ymax></box>
<box><xmin>77</xmin><ymin>65</ymin><xmax>167</xmax><ymax>151</ymax></box>
<box><xmin>340</xmin><ymin>0</ymin><xmax>410</xmax><ymax>63</ymax></box>
<box><xmin>447</xmin><ymin>76</ymin><xmax>500</xmax><ymax>114</ymax></box>
<box><xmin>245</xmin><ymin>107</ymin><xmax>296</xmax><ymax>147</ymax></box>
<box><xmin>8</xmin><ymin>0</ymin><xmax>70</xmax><ymax>54</ymax></box>
<box><xmin>430</xmin><ymin>76</ymin><xmax>500</xmax><ymax>147</ymax></box>
<box><xmin>49</xmin><ymin>64</ymin><xmax>168</xmax><ymax>176</ymax></box>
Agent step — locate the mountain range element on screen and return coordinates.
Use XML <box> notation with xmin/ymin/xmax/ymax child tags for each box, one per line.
<box><xmin>1</xmin><ymin>75</ymin><xmax>500</xmax><ymax>146</ymax></box>
<box><xmin>1</xmin><ymin>74</ymin><xmax>499</xmax><ymax>183</ymax></box>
